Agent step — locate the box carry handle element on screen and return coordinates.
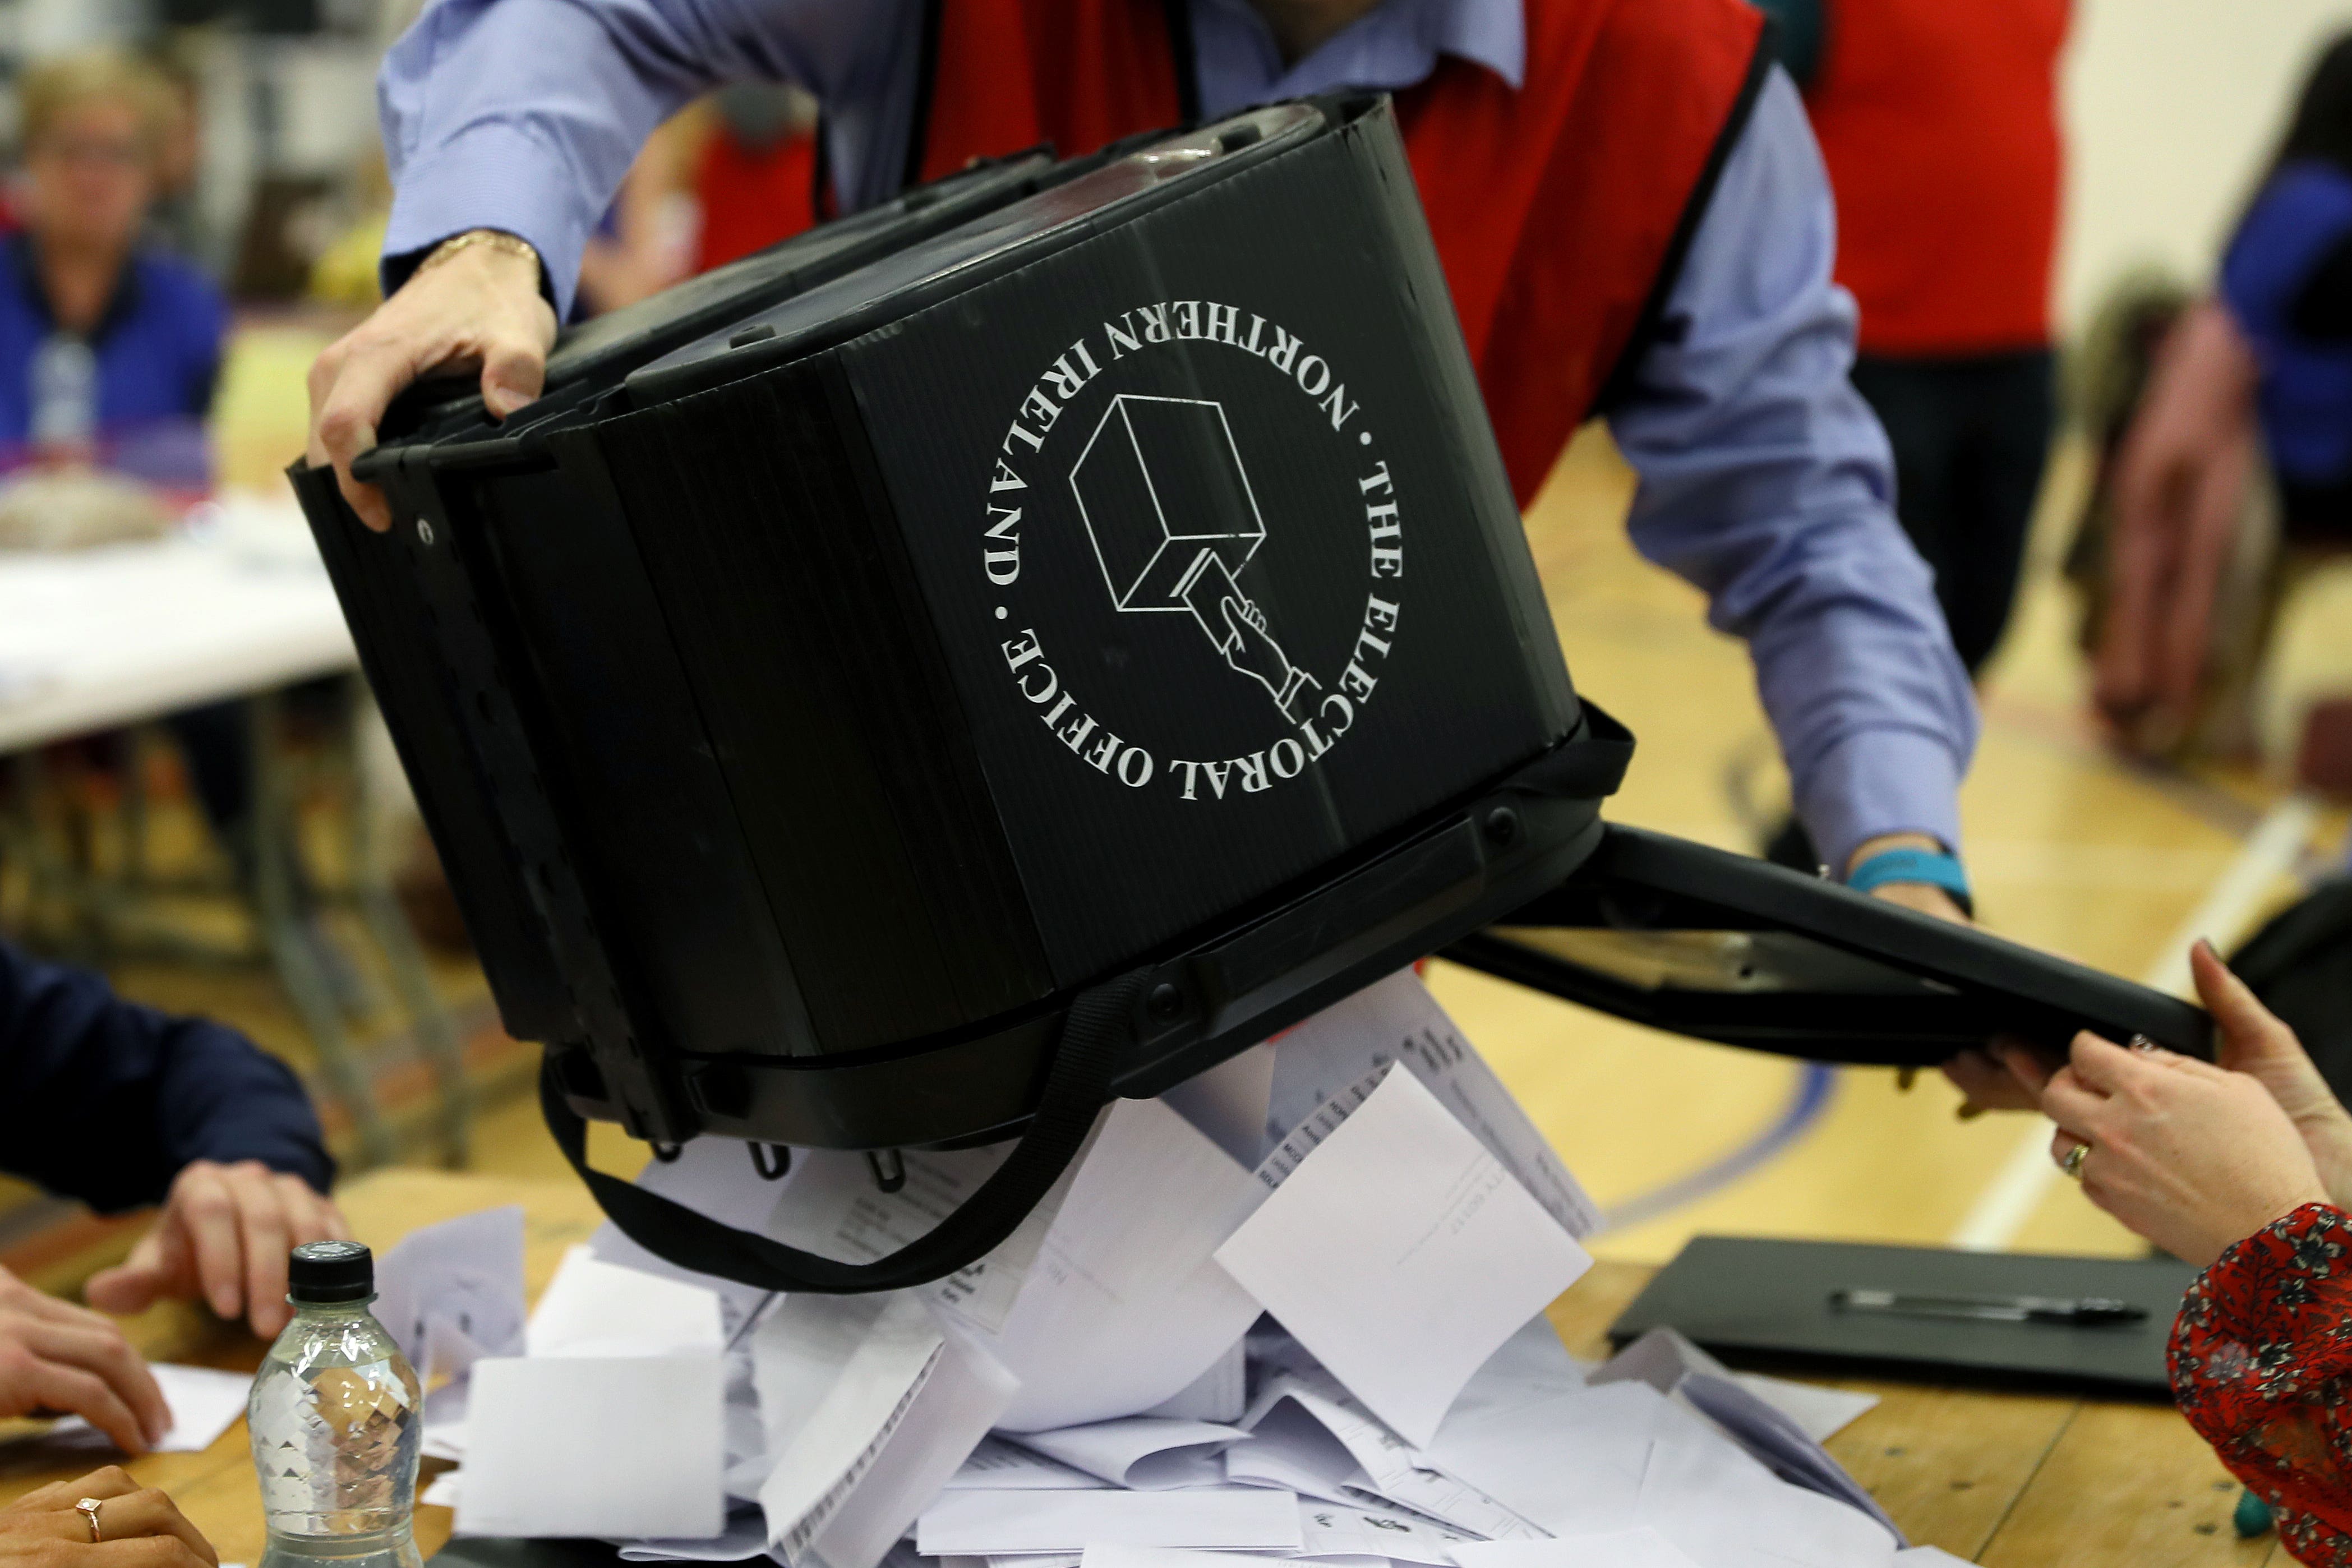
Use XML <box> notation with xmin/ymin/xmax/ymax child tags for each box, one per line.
<box><xmin>538</xmin><ymin>969</ymin><xmax>1149</xmax><ymax>1293</ymax></box>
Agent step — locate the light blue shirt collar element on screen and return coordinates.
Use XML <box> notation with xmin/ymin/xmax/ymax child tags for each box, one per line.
<box><xmin>1189</xmin><ymin>0</ymin><xmax>1524</xmax><ymax>119</ymax></box>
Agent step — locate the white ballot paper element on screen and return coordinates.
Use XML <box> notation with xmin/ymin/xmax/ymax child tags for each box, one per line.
<box><xmin>1239</xmin><ymin>1370</ymin><xmax>1541</xmax><ymax>1537</ymax></box>
<box><xmin>1141</xmin><ymin>1339</ymin><xmax>1245</xmax><ymax>1424</ymax></box>
<box><xmin>1452</xmin><ymin>1532</ymin><xmax>1704</xmax><ymax>1568</ymax></box>
<box><xmin>797</xmin><ymin>1326</ymin><xmax>1018</xmax><ymax>1568</ymax></box>
<box><xmin>945</xmin><ymin>1438</ymin><xmax>1106</xmax><ymax>1491</ymax></box>
<box><xmin>1077</xmin><ymin>1549</ymin><xmax>1294</xmax><ymax>1568</ymax></box>
<box><xmin>1158</xmin><ymin>1042</ymin><xmax>1276</xmax><ymax>1166</ymax></box>
<box><xmin>45</xmin><ymin>1363</ymin><xmax>252</xmax><ymax>1454</ymax></box>
<box><xmin>916</xmin><ymin>1487</ymin><xmax>1303</xmax><ymax>1556</ymax></box>
<box><xmin>1260</xmin><ymin>969</ymin><xmax>1601</xmax><ymax>1237</ymax></box>
<box><xmin>1221</xmin><ymin>1399</ymin><xmax>1359</xmax><ymax>1507</ymax></box>
<box><xmin>1435</xmin><ymin>1317</ymin><xmax>1590</xmax><ymax>1442</ymax></box>
<box><xmin>1294</xmin><ymin>1498</ymin><xmax>1475</xmax><ymax>1565</ymax></box>
<box><xmin>982</xmin><ymin>1098</ymin><xmax>1267</xmax><ymax>1432</ymax></box>
<box><xmin>764</xmin><ymin>1141</ymin><xmax>1074</xmax><ymax>1335</ymax></box>
<box><xmin>1011</xmin><ymin>1417</ymin><xmax>1249</xmax><ymax>1489</ymax></box>
<box><xmin>375</xmin><ymin>1206</ymin><xmax>526</xmax><ymax>1378</ymax></box>
<box><xmin>525</xmin><ymin>1245</ymin><xmax>725</xmax><ymax>1358</ymax></box>
<box><xmin>753</xmin><ymin>1293</ymin><xmax>892</xmax><ymax>1456</ymax></box>
<box><xmin>1732</xmin><ymin>1374</ymin><xmax>1881</xmax><ymax>1446</ymax></box>
<box><xmin>457</xmin><ymin>1355</ymin><xmax>725</xmax><ymax>1541</ymax></box>
<box><xmin>1419</xmin><ymin>1380</ymin><xmax>1696</xmax><ymax>1538</ymax></box>
<box><xmin>1079</xmin><ymin>1549</ymin><xmax>1320</xmax><ymax>1568</ymax></box>
<box><xmin>613</xmin><ymin>1509</ymin><xmax>774</xmax><ymax>1563</ymax></box>
<box><xmin>759</xmin><ymin>1293</ymin><xmax>943</xmax><ymax>1554</ymax></box>
<box><xmin>1215</xmin><ymin>1067</ymin><xmax>1592</xmax><ymax>1447</ymax></box>
<box><xmin>1594</xmin><ymin>1329</ymin><xmax>1896</xmax><ymax>1541</ymax></box>
<box><xmin>1631</xmin><ymin>1431</ymin><xmax>1897</xmax><ymax>1568</ymax></box>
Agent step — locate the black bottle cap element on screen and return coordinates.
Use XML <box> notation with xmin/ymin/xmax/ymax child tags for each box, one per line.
<box><xmin>288</xmin><ymin>1240</ymin><xmax>373</xmax><ymax>1304</ymax></box>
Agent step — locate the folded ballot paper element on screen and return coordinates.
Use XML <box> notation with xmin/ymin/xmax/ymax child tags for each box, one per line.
<box><xmin>411</xmin><ymin>970</ymin><xmax>1900</xmax><ymax>1568</ymax></box>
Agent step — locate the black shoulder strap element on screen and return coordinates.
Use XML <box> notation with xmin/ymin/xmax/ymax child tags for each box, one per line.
<box><xmin>901</xmin><ymin>0</ymin><xmax>947</xmax><ymax>191</ymax></box>
<box><xmin>1588</xmin><ymin>17</ymin><xmax>1779</xmax><ymax>419</ymax></box>
<box><xmin>542</xmin><ymin>969</ymin><xmax>1148</xmax><ymax>1293</ymax></box>
<box><xmin>1160</xmin><ymin>0</ymin><xmax>1202</xmax><ymax>126</ymax></box>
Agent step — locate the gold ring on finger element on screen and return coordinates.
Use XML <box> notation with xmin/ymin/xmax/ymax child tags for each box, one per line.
<box><xmin>2062</xmin><ymin>1141</ymin><xmax>2090</xmax><ymax>1180</ymax></box>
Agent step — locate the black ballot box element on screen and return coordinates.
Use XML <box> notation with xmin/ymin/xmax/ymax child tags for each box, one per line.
<box><xmin>297</xmin><ymin>96</ymin><xmax>2207</xmax><ymax>1293</ymax></box>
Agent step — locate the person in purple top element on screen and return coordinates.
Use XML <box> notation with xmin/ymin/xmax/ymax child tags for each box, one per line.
<box><xmin>2221</xmin><ymin>33</ymin><xmax>2352</xmax><ymax>541</ymax></box>
<box><xmin>0</xmin><ymin>51</ymin><xmax>223</xmax><ymax>489</ymax></box>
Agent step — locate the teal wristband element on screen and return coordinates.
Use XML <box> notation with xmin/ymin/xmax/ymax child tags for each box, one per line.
<box><xmin>1846</xmin><ymin>846</ymin><xmax>1972</xmax><ymax>914</ymax></box>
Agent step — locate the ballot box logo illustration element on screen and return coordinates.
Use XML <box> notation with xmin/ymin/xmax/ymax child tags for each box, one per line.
<box><xmin>1069</xmin><ymin>394</ymin><xmax>1320</xmax><ymax>722</ymax></box>
<box><xmin>983</xmin><ymin>299</ymin><xmax>1406</xmax><ymax>805</ymax></box>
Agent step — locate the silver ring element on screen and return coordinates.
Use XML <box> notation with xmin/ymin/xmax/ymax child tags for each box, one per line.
<box><xmin>2062</xmin><ymin>1141</ymin><xmax>2091</xmax><ymax>1180</ymax></box>
<box><xmin>76</xmin><ymin>1498</ymin><xmax>103</xmax><ymax>1543</ymax></box>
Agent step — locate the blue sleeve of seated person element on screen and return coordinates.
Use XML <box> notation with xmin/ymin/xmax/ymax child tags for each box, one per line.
<box><xmin>103</xmin><ymin>253</ymin><xmax>227</xmax><ymax>423</ymax></box>
<box><xmin>0</xmin><ymin>939</ymin><xmax>333</xmax><ymax>1212</ymax></box>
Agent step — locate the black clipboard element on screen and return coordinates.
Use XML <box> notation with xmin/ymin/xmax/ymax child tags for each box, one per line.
<box><xmin>1611</xmin><ymin>1235</ymin><xmax>2199</xmax><ymax>1397</ymax></box>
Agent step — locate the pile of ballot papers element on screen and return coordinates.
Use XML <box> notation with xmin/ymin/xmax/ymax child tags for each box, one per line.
<box><xmin>384</xmin><ymin>971</ymin><xmax>1967</xmax><ymax>1568</ymax></box>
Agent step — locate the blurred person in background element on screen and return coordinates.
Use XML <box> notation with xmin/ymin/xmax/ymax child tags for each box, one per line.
<box><xmin>1755</xmin><ymin>0</ymin><xmax>2069</xmax><ymax>870</ymax></box>
<box><xmin>574</xmin><ymin>108</ymin><xmax>709</xmax><ymax>315</ymax></box>
<box><xmin>692</xmin><ymin>82</ymin><xmax>818</xmax><ymax>272</ymax></box>
<box><xmin>0</xmin><ymin>49</ymin><xmax>223</xmax><ymax>492</ymax></box>
<box><xmin>0</xmin><ymin>50</ymin><xmax>321</xmax><ymax>988</ymax></box>
<box><xmin>2093</xmin><ymin>32</ymin><xmax>2352</xmax><ymax>755</ymax></box>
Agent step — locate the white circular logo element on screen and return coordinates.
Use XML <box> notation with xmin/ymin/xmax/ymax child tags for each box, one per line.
<box><xmin>978</xmin><ymin>299</ymin><xmax>1403</xmax><ymax>803</ymax></box>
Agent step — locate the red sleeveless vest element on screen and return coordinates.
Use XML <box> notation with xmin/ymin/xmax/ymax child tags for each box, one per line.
<box><xmin>1806</xmin><ymin>0</ymin><xmax>2065</xmax><ymax>355</ymax></box>
<box><xmin>907</xmin><ymin>0</ymin><xmax>1767</xmax><ymax>506</ymax></box>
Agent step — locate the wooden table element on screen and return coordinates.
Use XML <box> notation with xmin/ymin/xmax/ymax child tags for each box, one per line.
<box><xmin>0</xmin><ymin>1169</ymin><xmax>2285</xmax><ymax>1566</ymax></box>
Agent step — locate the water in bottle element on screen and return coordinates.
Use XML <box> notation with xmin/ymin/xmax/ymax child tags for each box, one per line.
<box><xmin>250</xmin><ymin>1240</ymin><xmax>422</xmax><ymax>1568</ymax></box>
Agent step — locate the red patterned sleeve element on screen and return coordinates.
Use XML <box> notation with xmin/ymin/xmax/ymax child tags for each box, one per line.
<box><xmin>2170</xmin><ymin>1203</ymin><xmax>2352</xmax><ymax>1564</ymax></box>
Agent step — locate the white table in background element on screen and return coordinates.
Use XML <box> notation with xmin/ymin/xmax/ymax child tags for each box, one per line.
<box><xmin>0</xmin><ymin>493</ymin><xmax>460</xmax><ymax>1166</ymax></box>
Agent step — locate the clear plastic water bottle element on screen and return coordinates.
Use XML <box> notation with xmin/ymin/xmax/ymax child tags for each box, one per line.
<box><xmin>250</xmin><ymin>1241</ymin><xmax>422</xmax><ymax>1568</ymax></box>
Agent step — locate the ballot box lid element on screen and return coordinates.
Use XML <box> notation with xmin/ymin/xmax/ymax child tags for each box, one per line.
<box><xmin>381</xmin><ymin>146</ymin><xmax>1057</xmax><ymax>441</ymax></box>
<box><xmin>624</xmin><ymin>103</ymin><xmax>1327</xmax><ymax>405</ymax></box>
<box><xmin>1451</xmin><ymin>825</ymin><xmax>2212</xmax><ymax>1066</ymax></box>
<box><xmin>1611</xmin><ymin>1235</ymin><xmax>2198</xmax><ymax>1396</ymax></box>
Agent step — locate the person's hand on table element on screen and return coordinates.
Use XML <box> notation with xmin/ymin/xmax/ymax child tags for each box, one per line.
<box><xmin>86</xmin><ymin>1160</ymin><xmax>351</xmax><ymax>1340</ymax></box>
<box><xmin>307</xmin><ymin>229</ymin><xmax>556</xmax><ymax>533</ymax></box>
<box><xmin>1</xmin><ymin>1468</ymin><xmax>219</xmax><ymax>1568</ymax></box>
<box><xmin>0</xmin><ymin>1272</ymin><xmax>169</xmax><ymax>1454</ymax></box>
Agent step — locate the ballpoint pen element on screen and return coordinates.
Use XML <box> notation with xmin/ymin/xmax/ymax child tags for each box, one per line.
<box><xmin>1829</xmin><ymin>1288</ymin><xmax>2147</xmax><ymax>1326</ymax></box>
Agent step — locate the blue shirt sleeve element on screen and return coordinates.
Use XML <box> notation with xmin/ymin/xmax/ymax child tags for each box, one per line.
<box><xmin>0</xmin><ymin>940</ymin><xmax>333</xmax><ymax>1211</ymax></box>
<box><xmin>1607</xmin><ymin>67</ymin><xmax>1980</xmax><ymax>875</ymax></box>
<box><xmin>377</xmin><ymin>0</ymin><xmax>917</xmax><ymax>317</ymax></box>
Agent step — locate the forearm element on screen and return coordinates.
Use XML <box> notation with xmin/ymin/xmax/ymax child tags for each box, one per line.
<box><xmin>150</xmin><ymin>1019</ymin><xmax>334</xmax><ymax>1198</ymax></box>
<box><xmin>0</xmin><ymin>945</ymin><xmax>329</xmax><ymax>1211</ymax></box>
<box><xmin>1609</xmin><ymin>69</ymin><xmax>1978</xmax><ymax>874</ymax></box>
<box><xmin>377</xmin><ymin>0</ymin><xmax>901</xmax><ymax>316</ymax></box>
